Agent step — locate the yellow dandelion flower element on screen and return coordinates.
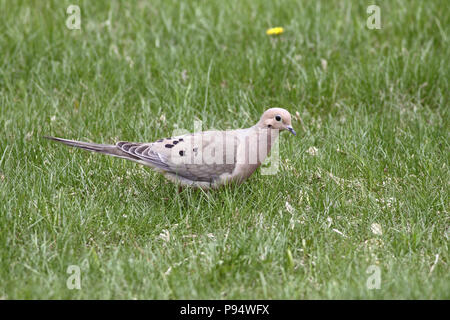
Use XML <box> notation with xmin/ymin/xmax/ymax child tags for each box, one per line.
<box><xmin>266</xmin><ymin>27</ymin><xmax>284</xmax><ymax>35</ymax></box>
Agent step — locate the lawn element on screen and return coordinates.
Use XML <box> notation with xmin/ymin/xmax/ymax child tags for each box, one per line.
<box><xmin>0</xmin><ymin>0</ymin><xmax>448</xmax><ymax>299</ymax></box>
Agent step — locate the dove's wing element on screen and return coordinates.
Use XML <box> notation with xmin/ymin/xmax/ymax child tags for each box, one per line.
<box><xmin>117</xmin><ymin>131</ymin><xmax>240</xmax><ymax>183</ymax></box>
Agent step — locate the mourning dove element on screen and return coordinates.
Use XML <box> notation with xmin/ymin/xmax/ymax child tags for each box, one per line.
<box><xmin>45</xmin><ymin>108</ymin><xmax>296</xmax><ymax>189</ymax></box>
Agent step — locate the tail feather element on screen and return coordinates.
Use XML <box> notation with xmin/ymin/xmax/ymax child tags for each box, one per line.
<box><xmin>43</xmin><ymin>136</ymin><xmax>139</xmax><ymax>160</ymax></box>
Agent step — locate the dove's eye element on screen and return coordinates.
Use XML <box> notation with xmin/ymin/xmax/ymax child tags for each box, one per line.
<box><xmin>275</xmin><ymin>115</ymin><xmax>282</xmax><ymax>121</ymax></box>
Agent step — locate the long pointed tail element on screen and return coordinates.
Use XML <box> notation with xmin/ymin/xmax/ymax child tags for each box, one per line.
<box><xmin>43</xmin><ymin>136</ymin><xmax>138</xmax><ymax>160</ymax></box>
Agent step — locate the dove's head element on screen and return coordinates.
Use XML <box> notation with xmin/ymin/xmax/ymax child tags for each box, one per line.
<box><xmin>258</xmin><ymin>108</ymin><xmax>296</xmax><ymax>135</ymax></box>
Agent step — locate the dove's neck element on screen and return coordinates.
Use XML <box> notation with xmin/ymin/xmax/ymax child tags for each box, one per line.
<box><xmin>250</xmin><ymin>124</ymin><xmax>280</xmax><ymax>159</ymax></box>
<box><xmin>231</xmin><ymin>125</ymin><xmax>280</xmax><ymax>181</ymax></box>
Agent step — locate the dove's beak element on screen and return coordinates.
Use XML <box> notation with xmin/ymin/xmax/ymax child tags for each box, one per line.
<box><xmin>286</xmin><ymin>126</ymin><xmax>296</xmax><ymax>136</ymax></box>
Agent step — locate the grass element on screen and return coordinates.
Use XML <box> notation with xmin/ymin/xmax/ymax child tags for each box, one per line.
<box><xmin>0</xmin><ymin>0</ymin><xmax>448</xmax><ymax>299</ymax></box>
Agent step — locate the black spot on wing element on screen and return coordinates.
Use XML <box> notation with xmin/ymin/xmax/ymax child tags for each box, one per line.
<box><xmin>165</xmin><ymin>144</ymin><xmax>174</xmax><ymax>148</ymax></box>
